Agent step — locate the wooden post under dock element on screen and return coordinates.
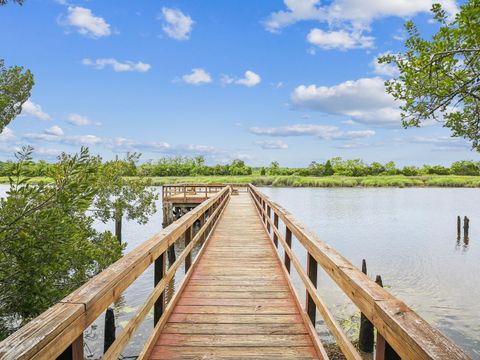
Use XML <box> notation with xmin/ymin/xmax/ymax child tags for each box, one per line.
<box><xmin>359</xmin><ymin>259</ymin><xmax>374</xmax><ymax>353</ymax></box>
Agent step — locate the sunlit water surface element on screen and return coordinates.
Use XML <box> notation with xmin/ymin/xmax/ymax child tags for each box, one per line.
<box><xmin>1</xmin><ymin>186</ymin><xmax>478</xmax><ymax>358</ymax></box>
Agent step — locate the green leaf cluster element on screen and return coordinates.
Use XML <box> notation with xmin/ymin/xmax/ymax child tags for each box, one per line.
<box><xmin>0</xmin><ymin>147</ymin><xmax>124</xmax><ymax>339</ymax></box>
<box><xmin>0</xmin><ymin>59</ymin><xmax>34</xmax><ymax>133</ymax></box>
<box><xmin>379</xmin><ymin>0</ymin><xmax>480</xmax><ymax>149</ymax></box>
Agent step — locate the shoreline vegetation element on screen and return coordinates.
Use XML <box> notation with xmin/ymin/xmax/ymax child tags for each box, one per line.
<box><xmin>3</xmin><ymin>174</ymin><xmax>480</xmax><ymax>188</ymax></box>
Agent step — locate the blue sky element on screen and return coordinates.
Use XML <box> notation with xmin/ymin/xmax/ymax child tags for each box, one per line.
<box><xmin>1</xmin><ymin>0</ymin><xmax>478</xmax><ymax>166</ymax></box>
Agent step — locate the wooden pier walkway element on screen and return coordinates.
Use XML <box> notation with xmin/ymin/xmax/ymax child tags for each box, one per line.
<box><xmin>148</xmin><ymin>193</ymin><xmax>324</xmax><ymax>359</ymax></box>
<box><xmin>0</xmin><ymin>184</ymin><xmax>471</xmax><ymax>360</ymax></box>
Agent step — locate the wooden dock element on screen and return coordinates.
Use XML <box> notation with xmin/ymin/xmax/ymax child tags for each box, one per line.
<box><xmin>146</xmin><ymin>193</ymin><xmax>325</xmax><ymax>359</ymax></box>
<box><xmin>0</xmin><ymin>184</ymin><xmax>471</xmax><ymax>360</ymax></box>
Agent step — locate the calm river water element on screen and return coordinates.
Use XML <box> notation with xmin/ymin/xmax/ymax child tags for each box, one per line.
<box><xmin>2</xmin><ymin>186</ymin><xmax>478</xmax><ymax>358</ymax></box>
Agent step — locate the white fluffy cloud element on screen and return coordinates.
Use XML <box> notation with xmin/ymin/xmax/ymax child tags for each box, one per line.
<box><xmin>307</xmin><ymin>28</ymin><xmax>374</xmax><ymax>50</ymax></box>
<box><xmin>291</xmin><ymin>77</ymin><xmax>402</xmax><ymax>126</ymax></box>
<box><xmin>265</xmin><ymin>0</ymin><xmax>458</xmax><ymax>32</ymax></box>
<box><xmin>264</xmin><ymin>0</ymin><xmax>458</xmax><ymax>50</ymax></box>
<box><xmin>0</xmin><ymin>127</ymin><xmax>16</xmax><ymax>142</ymax></box>
<box><xmin>249</xmin><ymin>124</ymin><xmax>375</xmax><ymax>140</ymax></box>
<box><xmin>45</xmin><ymin>125</ymin><xmax>64</xmax><ymax>136</ymax></box>
<box><xmin>67</xmin><ymin>113</ymin><xmax>93</xmax><ymax>126</ymax></box>
<box><xmin>255</xmin><ymin>139</ymin><xmax>289</xmax><ymax>150</ymax></box>
<box><xmin>21</xmin><ymin>100</ymin><xmax>51</xmax><ymax>121</ymax></box>
<box><xmin>263</xmin><ymin>0</ymin><xmax>326</xmax><ymax>33</ymax></box>
<box><xmin>65</xmin><ymin>6</ymin><xmax>111</xmax><ymax>38</ymax></box>
<box><xmin>236</xmin><ymin>71</ymin><xmax>261</xmax><ymax>87</ymax></box>
<box><xmin>24</xmin><ymin>129</ymin><xmax>102</xmax><ymax>146</ymax></box>
<box><xmin>181</xmin><ymin>68</ymin><xmax>212</xmax><ymax>85</ymax></box>
<box><xmin>222</xmin><ymin>70</ymin><xmax>261</xmax><ymax>87</ymax></box>
<box><xmin>82</xmin><ymin>58</ymin><xmax>151</xmax><ymax>73</ymax></box>
<box><xmin>371</xmin><ymin>52</ymin><xmax>399</xmax><ymax>77</ymax></box>
<box><xmin>161</xmin><ymin>7</ymin><xmax>194</xmax><ymax>40</ymax></box>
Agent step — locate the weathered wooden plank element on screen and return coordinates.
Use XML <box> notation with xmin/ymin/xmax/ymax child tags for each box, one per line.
<box><xmin>157</xmin><ymin>334</ymin><xmax>313</xmax><ymax>347</ymax></box>
<box><xmin>149</xmin><ymin>346</ymin><xmax>318</xmax><ymax>359</ymax></box>
<box><xmin>176</xmin><ymin>297</ymin><xmax>295</xmax><ymax>307</ymax></box>
<box><xmin>173</xmin><ymin>305</ymin><xmax>298</xmax><ymax>314</ymax></box>
<box><xmin>162</xmin><ymin>322</ymin><xmax>308</xmax><ymax>335</ymax></box>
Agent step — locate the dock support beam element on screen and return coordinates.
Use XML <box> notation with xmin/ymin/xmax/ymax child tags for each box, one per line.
<box><xmin>306</xmin><ymin>253</ymin><xmax>317</xmax><ymax>325</ymax></box>
<box><xmin>154</xmin><ymin>253</ymin><xmax>165</xmax><ymax>325</ymax></box>
<box><xmin>359</xmin><ymin>259</ymin><xmax>374</xmax><ymax>352</ymax></box>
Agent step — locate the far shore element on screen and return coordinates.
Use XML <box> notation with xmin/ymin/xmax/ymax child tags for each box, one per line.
<box><xmin>2</xmin><ymin>175</ymin><xmax>480</xmax><ymax>188</ymax></box>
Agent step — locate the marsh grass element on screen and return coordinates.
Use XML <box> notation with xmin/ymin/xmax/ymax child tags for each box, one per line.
<box><xmin>1</xmin><ymin>175</ymin><xmax>480</xmax><ymax>187</ymax></box>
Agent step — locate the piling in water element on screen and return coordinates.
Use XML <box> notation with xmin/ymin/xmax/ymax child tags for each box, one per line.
<box><xmin>457</xmin><ymin>216</ymin><xmax>461</xmax><ymax>238</ymax></box>
<box><xmin>104</xmin><ymin>307</ymin><xmax>116</xmax><ymax>353</ymax></box>
<box><xmin>464</xmin><ymin>216</ymin><xmax>469</xmax><ymax>239</ymax></box>
<box><xmin>359</xmin><ymin>259</ymin><xmax>374</xmax><ymax>353</ymax></box>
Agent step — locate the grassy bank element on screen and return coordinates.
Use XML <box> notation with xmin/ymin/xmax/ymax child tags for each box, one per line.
<box><xmin>2</xmin><ymin>175</ymin><xmax>480</xmax><ymax>187</ymax></box>
<box><xmin>139</xmin><ymin>175</ymin><xmax>480</xmax><ymax>187</ymax></box>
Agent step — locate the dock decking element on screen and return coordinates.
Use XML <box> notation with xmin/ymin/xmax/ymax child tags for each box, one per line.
<box><xmin>149</xmin><ymin>193</ymin><xmax>324</xmax><ymax>359</ymax></box>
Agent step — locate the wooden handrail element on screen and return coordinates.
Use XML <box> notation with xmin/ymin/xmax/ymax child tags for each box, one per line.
<box><xmin>0</xmin><ymin>186</ymin><xmax>231</xmax><ymax>360</ymax></box>
<box><xmin>248</xmin><ymin>184</ymin><xmax>470</xmax><ymax>360</ymax></box>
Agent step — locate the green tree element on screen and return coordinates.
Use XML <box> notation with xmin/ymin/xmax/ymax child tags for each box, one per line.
<box><xmin>0</xmin><ymin>59</ymin><xmax>34</xmax><ymax>133</ymax></box>
<box><xmin>379</xmin><ymin>0</ymin><xmax>480</xmax><ymax>149</ymax></box>
<box><xmin>92</xmin><ymin>153</ymin><xmax>158</xmax><ymax>243</ymax></box>
<box><xmin>268</xmin><ymin>161</ymin><xmax>280</xmax><ymax>175</ymax></box>
<box><xmin>0</xmin><ymin>147</ymin><xmax>123</xmax><ymax>339</ymax></box>
<box><xmin>324</xmin><ymin>160</ymin><xmax>334</xmax><ymax>176</ymax></box>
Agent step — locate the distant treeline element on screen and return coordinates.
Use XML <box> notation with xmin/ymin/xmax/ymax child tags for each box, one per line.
<box><xmin>1</xmin><ymin>156</ymin><xmax>480</xmax><ymax>177</ymax></box>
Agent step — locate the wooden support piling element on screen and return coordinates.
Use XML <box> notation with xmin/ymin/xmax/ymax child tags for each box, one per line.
<box><xmin>306</xmin><ymin>253</ymin><xmax>318</xmax><ymax>325</ymax></box>
<box><xmin>273</xmin><ymin>213</ymin><xmax>279</xmax><ymax>247</ymax></box>
<box><xmin>185</xmin><ymin>226</ymin><xmax>192</xmax><ymax>272</ymax></box>
<box><xmin>115</xmin><ymin>211</ymin><xmax>122</xmax><ymax>244</ymax></box>
<box><xmin>359</xmin><ymin>259</ymin><xmax>374</xmax><ymax>353</ymax></box>
<box><xmin>153</xmin><ymin>253</ymin><xmax>165</xmax><ymax>325</ymax></box>
<box><xmin>285</xmin><ymin>227</ymin><xmax>292</xmax><ymax>272</ymax></box>
<box><xmin>457</xmin><ymin>215</ymin><xmax>461</xmax><ymax>238</ymax></box>
<box><xmin>464</xmin><ymin>216</ymin><xmax>469</xmax><ymax>239</ymax></box>
<box><xmin>104</xmin><ymin>308</ymin><xmax>116</xmax><ymax>353</ymax></box>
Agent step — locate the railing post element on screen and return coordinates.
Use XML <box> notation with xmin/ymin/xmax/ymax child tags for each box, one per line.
<box><xmin>154</xmin><ymin>253</ymin><xmax>165</xmax><ymax>325</ymax></box>
<box><xmin>261</xmin><ymin>200</ymin><xmax>266</xmax><ymax>223</ymax></box>
<box><xmin>359</xmin><ymin>259</ymin><xmax>374</xmax><ymax>353</ymax></box>
<box><xmin>306</xmin><ymin>253</ymin><xmax>317</xmax><ymax>325</ymax></box>
<box><xmin>104</xmin><ymin>307</ymin><xmax>116</xmax><ymax>353</ymax></box>
<box><xmin>199</xmin><ymin>212</ymin><xmax>206</xmax><ymax>243</ymax></box>
<box><xmin>273</xmin><ymin>213</ymin><xmax>279</xmax><ymax>247</ymax></box>
<box><xmin>284</xmin><ymin>227</ymin><xmax>292</xmax><ymax>271</ymax></box>
<box><xmin>57</xmin><ymin>334</ymin><xmax>83</xmax><ymax>360</ymax></box>
<box><xmin>185</xmin><ymin>226</ymin><xmax>192</xmax><ymax>272</ymax></box>
<box><xmin>266</xmin><ymin>205</ymin><xmax>271</xmax><ymax>233</ymax></box>
<box><xmin>375</xmin><ymin>275</ymin><xmax>401</xmax><ymax>360</ymax></box>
